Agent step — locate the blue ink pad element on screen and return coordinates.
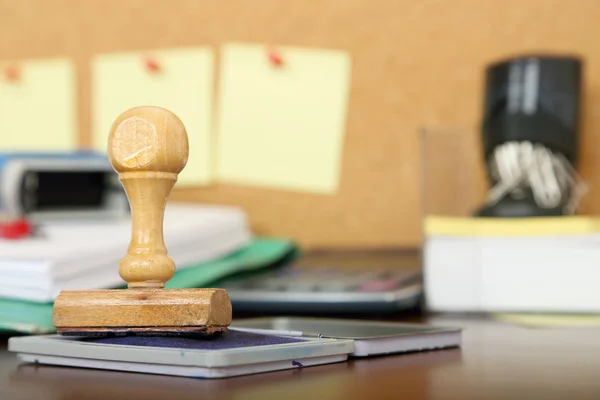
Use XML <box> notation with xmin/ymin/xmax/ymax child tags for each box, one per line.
<box><xmin>84</xmin><ymin>330</ymin><xmax>305</xmax><ymax>350</ymax></box>
<box><xmin>8</xmin><ymin>330</ymin><xmax>354</xmax><ymax>378</ymax></box>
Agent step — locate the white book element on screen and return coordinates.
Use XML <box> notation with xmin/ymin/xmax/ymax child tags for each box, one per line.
<box><xmin>0</xmin><ymin>203</ymin><xmax>252</xmax><ymax>302</ymax></box>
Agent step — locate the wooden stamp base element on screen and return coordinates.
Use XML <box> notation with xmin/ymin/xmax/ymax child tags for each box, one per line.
<box><xmin>52</xmin><ymin>288</ymin><xmax>232</xmax><ymax>335</ymax></box>
<box><xmin>56</xmin><ymin>325</ymin><xmax>229</xmax><ymax>337</ymax></box>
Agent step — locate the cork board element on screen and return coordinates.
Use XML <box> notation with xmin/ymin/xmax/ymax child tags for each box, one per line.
<box><xmin>1</xmin><ymin>0</ymin><xmax>599</xmax><ymax>249</ymax></box>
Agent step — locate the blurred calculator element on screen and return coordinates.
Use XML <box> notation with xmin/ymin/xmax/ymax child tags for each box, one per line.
<box><xmin>218</xmin><ymin>264</ymin><xmax>423</xmax><ymax>314</ymax></box>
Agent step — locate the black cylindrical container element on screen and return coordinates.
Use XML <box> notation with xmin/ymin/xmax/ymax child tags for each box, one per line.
<box><xmin>481</xmin><ymin>54</ymin><xmax>582</xmax><ymax>165</ymax></box>
<box><xmin>476</xmin><ymin>54</ymin><xmax>584</xmax><ymax>218</ymax></box>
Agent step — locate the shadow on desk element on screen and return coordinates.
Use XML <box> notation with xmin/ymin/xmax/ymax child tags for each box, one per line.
<box><xmin>8</xmin><ymin>349</ymin><xmax>462</xmax><ymax>400</ymax></box>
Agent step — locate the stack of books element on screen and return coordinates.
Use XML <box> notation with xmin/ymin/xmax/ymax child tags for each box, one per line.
<box><xmin>423</xmin><ymin>215</ymin><xmax>600</xmax><ymax>313</ymax></box>
<box><xmin>0</xmin><ymin>203</ymin><xmax>297</xmax><ymax>334</ymax></box>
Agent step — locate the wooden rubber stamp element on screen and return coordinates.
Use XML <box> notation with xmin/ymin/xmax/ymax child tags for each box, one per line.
<box><xmin>52</xmin><ymin>106</ymin><xmax>232</xmax><ymax>337</ymax></box>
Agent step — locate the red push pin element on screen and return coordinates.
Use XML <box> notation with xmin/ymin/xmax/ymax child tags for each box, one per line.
<box><xmin>4</xmin><ymin>66</ymin><xmax>20</xmax><ymax>82</ymax></box>
<box><xmin>144</xmin><ymin>57</ymin><xmax>161</xmax><ymax>73</ymax></box>
<box><xmin>0</xmin><ymin>215</ymin><xmax>33</xmax><ymax>240</ymax></box>
<box><xmin>267</xmin><ymin>48</ymin><xmax>284</xmax><ymax>67</ymax></box>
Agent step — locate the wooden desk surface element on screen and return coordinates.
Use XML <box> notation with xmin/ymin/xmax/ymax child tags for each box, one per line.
<box><xmin>2</xmin><ymin>314</ymin><xmax>599</xmax><ymax>400</ymax></box>
<box><xmin>1</xmin><ymin>251</ymin><xmax>598</xmax><ymax>399</ymax></box>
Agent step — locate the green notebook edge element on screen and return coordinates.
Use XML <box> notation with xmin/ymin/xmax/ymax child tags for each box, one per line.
<box><xmin>0</xmin><ymin>237</ymin><xmax>299</xmax><ymax>335</ymax></box>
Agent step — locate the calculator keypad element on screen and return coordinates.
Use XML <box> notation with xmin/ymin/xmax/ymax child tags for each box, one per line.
<box><xmin>226</xmin><ymin>266</ymin><xmax>419</xmax><ymax>293</ymax></box>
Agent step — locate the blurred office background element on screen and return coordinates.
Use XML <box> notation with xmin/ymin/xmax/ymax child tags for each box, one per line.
<box><xmin>3</xmin><ymin>0</ymin><xmax>598</xmax><ymax>249</ymax></box>
<box><xmin>0</xmin><ymin>0</ymin><xmax>599</xmax><ymax>328</ymax></box>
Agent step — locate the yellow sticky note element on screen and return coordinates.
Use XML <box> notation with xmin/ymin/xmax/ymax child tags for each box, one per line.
<box><xmin>0</xmin><ymin>58</ymin><xmax>77</xmax><ymax>151</ymax></box>
<box><xmin>494</xmin><ymin>313</ymin><xmax>600</xmax><ymax>328</ymax></box>
<box><xmin>216</xmin><ymin>43</ymin><xmax>351</xmax><ymax>194</ymax></box>
<box><xmin>424</xmin><ymin>215</ymin><xmax>600</xmax><ymax>237</ymax></box>
<box><xmin>92</xmin><ymin>47</ymin><xmax>214</xmax><ymax>186</ymax></box>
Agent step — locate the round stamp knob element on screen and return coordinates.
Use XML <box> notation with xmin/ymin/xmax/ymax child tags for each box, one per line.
<box><xmin>108</xmin><ymin>106</ymin><xmax>189</xmax><ymax>175</ymax></box>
